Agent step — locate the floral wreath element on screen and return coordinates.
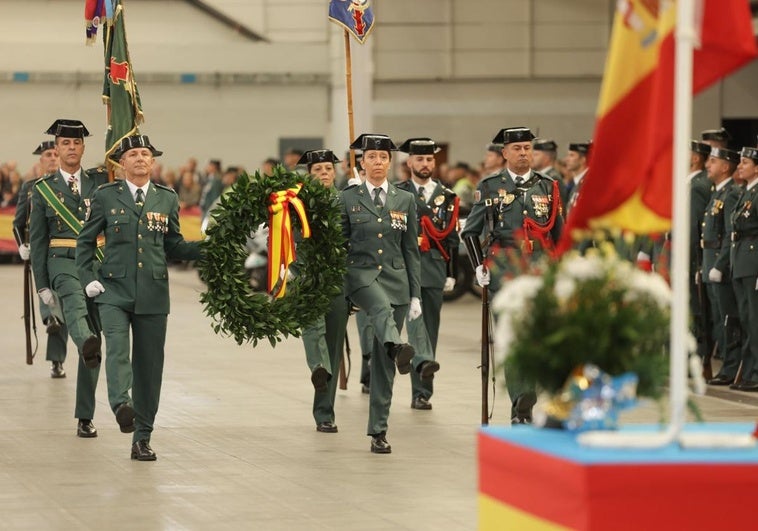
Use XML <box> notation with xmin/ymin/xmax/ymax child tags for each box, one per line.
<box><xmin>199</xmin><ymin>167</ymin><xmax>346</xmax><ymax>346</ymax></box>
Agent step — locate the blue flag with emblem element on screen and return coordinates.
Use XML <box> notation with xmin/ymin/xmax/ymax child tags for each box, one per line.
<box><xmin>328</xmin><ymin>0</ymin><xmax>374</xmax><ymax>44</ymax></box>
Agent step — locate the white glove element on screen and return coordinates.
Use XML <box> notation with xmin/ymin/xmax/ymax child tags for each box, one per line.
<box><xmin>408</xmin><ymin>297</ymin><xmax>422</xmax><ymax>321</ymax></box>
<box><xmin>347</xmin><ymin>176</ymin><xmax>362</xmax><ymax>187</ymax></box>
<box><xmin>443</xmin><ymin>277</ymin><xmax>455</xmax><ymax>292</ymax></box>
<box><xmin>475</xmin><ymin>265</ymin><xmax>490</xmax><ymax>287</ymax></box>
<box><xmin>38</xmin><ymin>288</ymin><xmax>56</xmax><ymax>307</ymax></box>
<box><xmin>755</xmin><ymin>277</ymin><xmax>758</xmax><ymax>291</ymax></box>
<box><xmin>18</xmin><ymin>243</ymin><xmax>30</xmax><ymax>261</ymax></box>
<box><xmin>85</xmin><ymin>281</ymin><xmax>105</xmax><ymax>298</ymax></box>
<box><xmin>707</xmin><ymin>268</ymin><xmax>722</xmax><ymax>283</ymax></box>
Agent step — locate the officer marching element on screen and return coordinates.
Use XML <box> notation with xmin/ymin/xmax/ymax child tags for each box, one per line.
<box><xmin>29</xmin><ymin>119</ymin><xmax>107</xmax><ymax>437</ymax></box>
<box><xmin>395</xmin><ymin>137</ymin><xmax>457</xmax><ymax>410</ymax></box>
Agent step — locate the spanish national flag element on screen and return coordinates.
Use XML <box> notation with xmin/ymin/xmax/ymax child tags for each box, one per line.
<box><xmin>559</xmin><ymin>0</ymin><xmax>756</xmax><ymax>251</ymax></box>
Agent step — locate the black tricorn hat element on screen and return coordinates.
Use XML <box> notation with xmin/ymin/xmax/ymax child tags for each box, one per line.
<box><xmin>709</xmin><ymin>147</ymin><xmax>740</xmax><ymax>163</ymax></box>
<box><xmin>33</xmin><ymin>140</ymin><xmax>56</xmax><ymax>155</ymax></box>
<box><xmin>486</xmin><ymin>143</ymin><xmax>504</xmax><ymax>153</ymax></box>
<box><xmin>532</xmin><ymin>138</ymin><xmax>558</xmax><ymax>152</ymax></box>
<box><xmin>690</xmin><ymin>140</ymin><xmax>712</xmax><ymax>156</ymax></box>
<box><xmin>349</xmin><ymin>134</ymin><xmax>397</xmax><ymax>152</ymax></box>
<box><xmin>569</xmin><ymin>142</ymin><xmax>592</xmax><ymax>155</ymax></box>
<box><xmin>397</xmin><ymin>137</ymin><xmax>441</xmax><ymax>155</ymax></box>
<box><xmin>45</xmin><ymin>119</ymin><xmax>90</xmax><ymax>138</ymax></box>
<box><xmin>109</xmin><ymin>135</ymin><xmax>163</xmax><ymax>161</ymax></box>
<box><xmin>741</xmin><ymin>147</ymin><xmax>758</xmax><ymax>162</ymax></box>
<box><xmin>493</xmin><ymin>127</ymin><xmax>535</xmax><ymax>145</ymax></box>
<box><xmin>701</xmin><ymin>127</ymin><xmax>731</xmax><ymax>142</ymax></box>
<box><xmin>297</xmin><ymin>149</ymin><xmax>341</xmax><ymax>168</ymax></box>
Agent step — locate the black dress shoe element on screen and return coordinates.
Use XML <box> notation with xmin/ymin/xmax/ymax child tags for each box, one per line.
<box><xmin>707</xmin><ymin>374</ymin><xmax>735</xmax><ymax>386</ymax></box>
<box><xmin>736</xmin><ymin>380</ymin><xmax>758</xmax><ymax>392</ymax></box>
<box><xmin>311</xmin><ymin>366</ymin><xmax>329</xmax><ymax>392</ymax></box>
<box><xmin>418</xmin><ymin>360</ymin><xmax>440</xmax><ymax>381</ymax></box>
<box><xmin>316</xmin><ymin>421</ymin><xmax>338</xmax><ymax>433</ymax></box>
<box><xmin>50</xmin><ymin>361</ymin><xmax>66</xmax><ymax>379</ymax></box>
<box><xmin>511</xmin><ymin>392</ymin><xmax>537</xmax><ymax>424</ymax></box>
<box><xmin>370</xmin><ymin>434</ymin><xmax>391</xmax><ymax>454</ymax></box>
<box><xmin>131</xmin><ymin>440</ymin><xmax>157</xmax><ymax>461</ymax></box>
<box><xmin>77</xmin><ymin>419</ymin><xmax>98</xmax><ymax>438</ymax></box>
<box><xmin>115</xmin><ymin>403</ymin><xmax>136</xmax><ymax>433</ymax></box>
<box><xmin>361</xmin><ymin>384</ymin><xmax>370</xmax><ymax>395</ymax></box>
<box><xmin>81</xmin><ymin>335</ymin><xmax>102</xmax><ymax>369</ymax></box>
<box><xmin>411</xmin><ymin>397</ymin><xmax>432</xmax><ymax>410</ymax></box>
<box><xmin>45</xmin><ymin>316</ymin><xmax>62</xmax><ymax>335</ymax></box>
<box><xmin>387</xmin><ymin>343</ymin><xmax>414</xmax><ymax>374</ymax></box>
<box><xmin>511</xmin><ymin>416</ymin><xmax>532</xmax><ymax>425</ymax></box>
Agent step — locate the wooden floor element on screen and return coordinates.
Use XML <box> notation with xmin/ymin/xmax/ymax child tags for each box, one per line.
<box><xmin>0</xmin><ymin>263</ymin><xmax>756</xmax><ymax>530</ymax></box>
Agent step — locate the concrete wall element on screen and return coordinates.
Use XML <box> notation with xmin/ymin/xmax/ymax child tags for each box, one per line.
<box><xmin>1</xmin><ymin>0</ymin><xmax>756</xmax><ymax>175</ymax></box>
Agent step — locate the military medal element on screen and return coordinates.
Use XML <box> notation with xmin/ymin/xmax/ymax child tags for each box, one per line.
<box><xmin>110</xmin><ymin>209</ymin><xmax>116</xmax><ymax>215</ymax></box>
<box><xmin>504</xmin><ymin>193</ymin><xmax>515</xmax><ymax>205</ymax></box>
<box><xmin>434</xmin><ymin>195</ymin><xmax>445</xmax><ymax>206</ymax></box>
<box><xmin>711</xmin><ymin>199</ymin><xmax>723</xmax><ymax>215</ymax></box>
<box><xmin>389</xmin><ymin>210</ymin><xmax>408</xmax><ymax>231</ymax></box>
<box><xmin>146</xmin><ymin>212</ymin><xmax>154</xmax><ymax>231</ymax></box>
<box><xmin>531</xmin><ymin>195</ymin><xmax>549</xmax><ymax>217</ymax></box>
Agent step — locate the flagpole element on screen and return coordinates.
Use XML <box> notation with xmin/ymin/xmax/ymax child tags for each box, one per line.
<box><xmin>343</xmin><ymin>29</ymin><xmax>357</xmax><ymax>170</ymax></box>
<box><xmin>668</xmin><ymin>0</ymin><xmax>696</xmax><ymax>439</ymax></box>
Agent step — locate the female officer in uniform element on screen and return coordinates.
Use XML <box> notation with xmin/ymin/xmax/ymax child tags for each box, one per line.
<box><xmin>339</xmin><ymin>134</ymin><xmax>422</xmax><ymax>453</ymax></box>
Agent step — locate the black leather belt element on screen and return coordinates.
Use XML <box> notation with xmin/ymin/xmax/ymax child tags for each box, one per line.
<box><xmin>731</xmin><ymin>231</ymin><xmax>758</xmax><ymax>242</ymax></box>
<box><xmin>700</xmin><ymin>239</ymin><xmax>721</xmax><ymax>249</ymax></box>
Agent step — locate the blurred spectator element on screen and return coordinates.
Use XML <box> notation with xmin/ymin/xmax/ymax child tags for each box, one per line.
<box><xmin>453</xmin><ymin>166</ymin><xmax>480</xmax><ymax>216</ymax></box>
<box><xmin>283</xmin><ymin>149</ymin><xmax>304</xmax><ymax>171</ymax></box>
<box><xmin>483</xmin><ymin>143</ymin><xmax>505</xmax><ymax>176</ymax></box>
<box><xmin>200</xmin><ymin>159</ymin><xmax>223</xmax><ymax>215</ymax></box>
<box><xmin>151</xmin><ymin>161</ymin><xmax>164</xmax><ymax>184</ymax></box>
<box><xmin>177</xmin><ymin>171</ymin><xmax>201</xmax><ymax>209</ymax></box>
<box><xmin>444</xmin><ymin>161</ymin><xmax>470</xmax><ymax>188</ymax></box>
<box><xmin>262</xmin><ymin>158</ymin><xmax>279</xmax><ymax>175</ymax></box>
<box><xmin>162</xmin><ymin>169</ymin><xmax>178</xmax><ymax>190</ymax></box>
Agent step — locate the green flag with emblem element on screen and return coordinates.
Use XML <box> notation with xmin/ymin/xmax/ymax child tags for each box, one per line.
<box><xmin>103</xmin><ymin>0</ymin><xmax>144</xmax><ymax>164</ymax></box>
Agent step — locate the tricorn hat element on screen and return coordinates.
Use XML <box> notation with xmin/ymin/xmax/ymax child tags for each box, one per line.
<box><xmin>45</xmin><ymin>119</ymin><xmax>90</xmax><ymax>138</ymax></box>
<box><xmin>349</xmin><ymin>134</ymin><xmax>397</xmax><ymax>152</ymax></box>
<box><xmin>690</xmin><ymin>140</ymin><xmax>712</xmax><ymax>156</ymax></box>
<box><xmin>33</xmin><ymin>140</ymin><xmax>56</xmax><ymax>155</ymax></box>
<box><xmin>701</xmin><ymin>127</ymin><xmax>731</xmax><ymax>143</ymax></box>
<box><xmin>297</xmin><ymin>149</ymin><xmax>341</xmax><ymax>168</ymax></box>
<box><xmin>709</xmin><ymin>147</ymin><xmax>740</xmax><ymax>164</ymax></box>
<box><xmin>741</xmin><ymin>147</ymin><xmax>758</xmax><ymax>162</ymax></box>
<box><xmin>569</xmin><ymin>142</ymin><xmax>592</xmax><ymax>155</ymax></box>
<box><xmin>397</xmin><ymin>137</ymin><xmax>441</xmax><ymax>155</ymax></box>
<box><xmin>492</xmin><ymin>127</ymin><xmax>535</xmax><ymax>145</ymax></box>
<box><xmin>486</xmin><ymin>143</ymin><xmax>504</xmax><ymax>153</ymax></box>
<box><xmin>109</xmin><ymin>134</ymin><xmax>163</xmax><ymax>161</ymax></box>
<box><xmin>532</xmin><ymin>138</ymin><xmax>558</xmax><ymax>152</ymax></box>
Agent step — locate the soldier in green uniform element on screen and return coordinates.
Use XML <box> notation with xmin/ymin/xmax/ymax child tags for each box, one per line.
<box><xmin>14</xmin><ymin>140</ymin><xmax>69</xmax><ymax>378</ymax></box>
<box><xmin>701</xmin><ymin>147</ymin><xmax>742</xmax><ymax>385</ymax></box>
<box><xmin>461</xmin><ymin>127</ymin><xmax>564</xmax><ymax>424</ymax></box>
<box><xmin>77</xmin><ymin>135</ymin><xmax>203</xmax><ymax>460</ymax></box>
<box><xmin>339</xmin><ymin>133</ymin><xmax>421</xmax><ymax>454</ymax></box>
<box><xmin>565</xmin><ymin>142</ymin><xmax>591</xmax><ymax>216</ymax></box>
<box><xmin>296</xmin><ymin>149</ymin><xmax>349</xmax><ymax>433</ymax></box>
<box><xmin>531</xmin><ymin>138</ymin><xmax>569</xmax><ymax>208</ymax></box>
<box><xmin>29</xmin><ymin>120</ymin><xmax>106</xmax><ymax>437</ymax></box>
<box><xmin>728</xmin><ymin>147</ymin><xmax>758</xmax><ymax>391</ymax></box>
<box><xmin>395</xmin><ymin>137</ymin><xmax>457</xmax><ymax>410</ymax></box>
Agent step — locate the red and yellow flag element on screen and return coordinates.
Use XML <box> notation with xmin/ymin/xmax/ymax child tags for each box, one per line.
<box><xmin>559</xmin><ymin>0</ymin><xmax>756</xmax><ymax>250</ymax></box>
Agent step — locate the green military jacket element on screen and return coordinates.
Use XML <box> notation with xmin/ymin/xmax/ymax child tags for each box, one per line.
<box><xmin>76</xmin><ymin>180</ymin><xmax>202</xmax><ymax>315</ymax></box>
<box><xmin>13</xmin><ymin>178</ymin><xmax>36</xmax><ymax>241</ymax></box>
<box><xmin>30</xmin><ymin>168</ymin><xmax>109</xmax><ymax>290</ymax></box>
<box><xmin>460</xmin><ymin>169</ymin><xmax>563</xmax><ymax>257</ymax></box>
<box><xmin>702</xmin><ymin>179</ymin><xmax>739</xmax><ymax>280</ymax></box>
<box><xmin>730</xmin><ymin>182</ymin><xmax>758</xmax><ymax>280</ymax></box>
<box><xmin>690</xmin><ymin>170</ymin><xmax>712</xmax><ymax>275</ymax></box>
<box><xmin>339</xmin><ymin>182</ymin><xmax>421</xmax><ymax>304</ymax></box>
<box><xmin>395</xmin><ymin>180</ymin><xmax>459</xmax><ymax>289</ymax></box>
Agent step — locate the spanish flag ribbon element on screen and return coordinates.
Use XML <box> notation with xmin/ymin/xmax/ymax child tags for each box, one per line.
<box><xmin>267</xmin><ymin>184</ymin><xmax>311</xmax><ymax>299</ymax></box>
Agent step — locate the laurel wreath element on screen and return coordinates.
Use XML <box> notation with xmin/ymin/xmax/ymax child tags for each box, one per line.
<box><xmin>198</xmin><ymin>167</ymin><xmax>346</xmax><ymax>346</ymax></box>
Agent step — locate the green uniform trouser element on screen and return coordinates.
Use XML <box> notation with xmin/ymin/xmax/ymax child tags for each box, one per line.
<box><xmin>302</xmin><ymin>294</ymin><xmax>348</xmax><ymax>425</ymax></box>
<box><xmin>355</xmin><ymin>310</ymin><xmax>373</xmax><ymax>387</ymax></box>
<box><xmin>734</xmin><ymin>276</ymin><xmax>758</xmax><ymax>382</ymax></box>
<box><xmin>407</xmin><ymin>287</ymin><xmax>442</xmax><ymax>401</ymax></box>
<box><xmin>99</xmin><ymin>304</ymin><xmax>167</xmax><ymax>444</ymax></box>
<box><xmin>51</xmin><ymin>271</ymin><xmax>99</xmax><ymax>420</ymax></box>
<box><xmin>39</xmin><ymin>293</ymin><xmax>68</xmax><ymax>363</ymax></box>
<box><xmin>349</xmin><ymin>283</ymin><xmax>407</xmax><ymax>436</ymax></box>
<box><xmin>707</xmin><ymin>282</ymin><xmax>741</xmax><ymax>379</ymax></box>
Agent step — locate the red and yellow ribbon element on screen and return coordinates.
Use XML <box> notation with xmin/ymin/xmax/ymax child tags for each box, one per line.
<box><xmin>267</xmin><ymin>184</ymin><xmax>311</xmax><ymax>298</ymax></box>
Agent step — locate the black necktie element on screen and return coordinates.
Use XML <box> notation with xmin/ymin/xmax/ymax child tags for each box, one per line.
<box><xmin>373</xmin><ymin>188</ymin><xmax>383</xmax><ymax>209</ymax></box>
<box><xmin>135</xmin><ymin>188</ymin><xmax>144</xmax><ymax>207</ymax></box>
<box><xmin>514</xmin><ymin>177</ymin><xmax>524</xmax><ymax>187</ymax></box>
<box><xmin>418</xmin><ymin>186</ymin><xmax>426</xmax><ymax>203</ymax></box>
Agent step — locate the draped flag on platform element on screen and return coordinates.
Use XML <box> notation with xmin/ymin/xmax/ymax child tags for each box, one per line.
<box><xmin>103</xmin><ymin>0</ymin><xmax>144</xmax><ymax>165</ymax></box>
<box><xmin>558</xmin><ymin>0</ymin><xmax>757</xmax><ymax>252</ymax></box>
<box><xmin>328</xmin><ymin>0</ymin><xmax>375</xmax><ymax>43</ymax></box>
